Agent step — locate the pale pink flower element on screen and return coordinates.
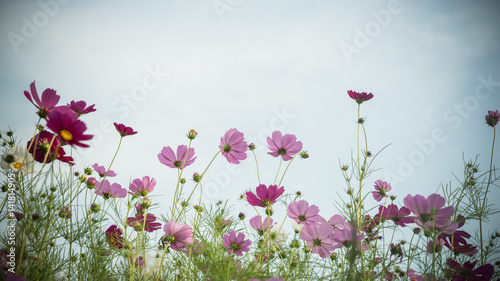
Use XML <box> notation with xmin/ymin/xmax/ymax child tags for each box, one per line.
<box><xmin>267</xmin><ymin>131</ymin><xmax>303</xmax><ymax>161</ymax></box>
<box><xmin>372</xmin><ymin>179</ymin><xmax>391</xmax><ymax>202</ymax></box>
<box><xmin>287</xmin><ymin>200</ymin><xmax>322</xmax><ymax>226</ymax></box>
<box><xmin>92</xmin><ymin>163</ymin><xmax>116</xmax><ymax>177</ymax></box>
<box><xmin>219</xmin><ymin>128</ymin><xmax>247</xmax><ymax>164</ymax></box>
<box><xmin>223</xmin><ymin>230</ymin><xmax>251</xmax><ymax>256</ymax></box>
<box><xmin>94</xmin><ymin>180</ymin><xmax>127</xmax><ymax>199</ymax></box>
<box><xmin>301</xmin><ymin>222</ymin><xmax>335</xmax><ymax>258</ymax></box>
<box><xmin>158</xmin><ymin>145</ymin><xmax>196</xmax><ymax>169</ymax></box>
<box><xmin>129</xmin><ymin>176</ymin><xmax>156</xmax><ymax>196</ymax></box>
<box><xmin>161</xmin><ymin>221</ymin><xmax>194</xmax><ymax>251</ymax></box>
<box><xmin>246</xmin><ymin>184</ymin><xmax>284</xmax><ymax>207</ymax></box>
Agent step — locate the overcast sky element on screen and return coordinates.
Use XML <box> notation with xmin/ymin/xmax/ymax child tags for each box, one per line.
<box><xmin>1</xmin><ymin>1</ymin><xmax>500</xmax><ymax>236</ymax></box>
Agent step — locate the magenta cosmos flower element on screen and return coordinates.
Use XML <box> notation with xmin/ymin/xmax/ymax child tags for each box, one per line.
<box><xmin>249</xmin><ymin>215</ymin><xmax>275</xmax><ymax>235</ymax></box>
<box><xmin>158</xmin><ymin>145</ymin><xmax>196</xmax><ymax>169</ymax></box>
<box><xmin>65</xmin><ymin>100</ymin><xmax>96</xmax><ymax>116</ymax></box>
<box><xmin>219</xmin><ymin>128</ymin><xmax>247</xmax><ymax>164</ymax></box>
<box><xmin>127</xmin><ymin>213</ymin><xmax>162</xmax><ymax>232</ymax></box>
<box><xmin>27</xmin><ymin>131</ymin><xmax>74</xmax><ymax>165</ymax></box>
<box><xmin>92</xmin><ymin>163</ymin><xmax>117</xmax><ymax>177</ymax></box>
<box><xmin>129</xmin><ymin>176</ymin><xmax>156</xmax><ymax>196</ymax></box>
<box><xmin>113</xmin><ymin>122</ymin><xmax>137</xmax><ymax>137</ymax></box>
<box><xmin>223</xmin><ymin>230</ymin><xmax>251</xmax><ymax>256</ymax></box>
<box><xmin>301</xmin><ymin>223</ymin><xmax>335</xmax><ymax>258</ymax></box>
<box><xmin>105</xmin><ymin>225</ymin><xmax>125</xmax><ymax>249</ymax></box>
<box><xmin>46</xmin><ymin>110</ymin><xmax>93</xmax><ymax>148</ymax></box>
<box><xmin>161</xmin><ymin>221</ymin><xmax>194</xmax><ymax>251</ymax></box>
<box><xmin>347</xmin><ymin>90</ymin><xmax>374</xmax><ymax>104</ymax></box>
<box><xmin>372</xmin><ymin>179</ymin><xmax>391</xmax><ymax>202</ymax></box>
<box><xmin>246</xmin><ymin>184</ymin><xmax>284</xmax><ymax>208</ymax></box>
<box><xmin>24</xmin><ymin>81</ymin><xmax>63</xmax><ymax>118</ymax></box>
<box><xmin>374</xmin><ymin>204</ymin><xmax>414</xmax><ymax>227</ymax></box>
<box><xmin>267</xmin><ymin>131</ymin><xmax>303</xmax><ymax>161</ymax></box>
<box><xmin>94</xmin><ymin>180</ymin><xmax>127</xmax><ymax>199</ymax></box>
<box><xmin>485</xmin><ymin>109</ymin><xmax>500</xmax><ymax>127</ymax></box>
<box><xmin>287</xmin><ymin>200</ymin><xmax>322</xmax><ymax>226</ymax></box>
<box><xmin>444</xmin><ymin>258</ymin><xmax>494</xmax><ymax>281</ymax></box>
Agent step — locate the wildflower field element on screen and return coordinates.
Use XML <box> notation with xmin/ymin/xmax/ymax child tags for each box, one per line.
<box><xmin>0</xmin><ymin>82</ymin><xmax>499</xmax><ymax>281</ymax></box>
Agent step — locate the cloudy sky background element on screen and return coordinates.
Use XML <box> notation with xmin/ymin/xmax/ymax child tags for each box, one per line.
<box><xmin>1</xmin><ymin>1</ymin><xmax>500</xmax><ymax>238</ymax></box>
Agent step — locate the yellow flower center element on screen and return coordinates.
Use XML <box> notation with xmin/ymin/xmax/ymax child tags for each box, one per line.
<box><xmin>13</xmin><ymin>162</ymin><xmax>22</xmax><ymax>170</ymax></box>
<box><xmin>60</xmin><ymin>130</ymin><xmax>73</xmax><ymax>141</ymax></box>
<box><xmin>110</xmin><ymin>237</ymin><xmax>116</xmax><ymax>243</ymax></box>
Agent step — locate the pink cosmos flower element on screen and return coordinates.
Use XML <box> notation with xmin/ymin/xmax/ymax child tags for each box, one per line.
<box><xmin>372</xmin><ymin>179</ymin><xmax>391</xmax><ymax>202</ymax></box>
<box><xmin>219</xmin><ymin>128</ymin><xmax>248</xmax><ymax>164</ymax></box>
<box><xmin>92</xmin><ymin>163</ymin><xmax>116</xmax><ymax>177</ymax></box>
<box><xmin>246</xmin><ymin>184</ymin><xmax>284</xmax><ymax>208</ymax></box>
<box><xmin>65</xmin><ymin>100</ymin><xmax>96</xmax><ymax>116</ymax></box>
<box><xmin>161</xmin><ymin>221</ymin><xmax>194</xmax><ymax>251</ymax></box>
<box><xmin>249</xmin><ymin>215</ymin><xmax>275</xmax><ymax>235</ymax></box>
<box><xmin>94</xmin><ymin>180</ymin><xmax>127</xmax><ymax>199</ymax></box>
<box><xmin>444</xmin><ymin>259</ymin><xmax>494</xmax><ymax>280</ymax></box>
<box><xmin>287</xmin><ymin>200</ymin><xmax>322</xmax><ymax>226</ymax></box>
<box><xmin>347</xmin><ymin>90</ymin><xmax>374</xmax><ymax>104</ymax></box>
<box><xmin>24</xmin><ymin>81</ymin><xmax>62</xmax><ymax>118</ymax></box>
<box><xmin>105</xmin><ymin>225</ymin><xmax>125</xmax><ymax>249</ymax></box>
<box><xmin>328</xmin><ymin>214</ymin><xmax>351</xmax><ymax>231</ymax></box>
<box><xmin>301</xmin><ymin>222</ymin><xmax>335</xmax><ymax>258</ymax></box>
<box><xmin>427</xmin><ymin>238</ymin><xmax>445</xmax><ymax>254</ymax></box>
<box><xmin>403</xmin><ymin>194</ymin><xmax>454</xmax><ymax>227</ymax></box>
<box><xmin>223</xmin><ymin>230</ymin><xmax>251</xmax><ymax>256</ymax></box>
<box><xmin>130</xmin><ymin>256</ymin><xmax>144</xmax><ymax>267</ymax></box>
<box><xmin>127</xmin><ymin>213</ymin><xmax>162</xmax><ymax>232</ymax></box>
<box><xmin>485</xmin><ymin>109</ymin><xmax>500</xmax><ymax>127</ymax></box>
<box><xmin>331</xmin><ymin>225</ymin><xmax>365</xmax><ymax>251</ymax></box>
<box><xmin>266</xmin><ymin>131</ymin><xmax>303</xmax><ymax>161</ymax></box>
<box><xmin>407</xmin><ymin>269</ymin><xmax>424</xmax><ymax>281</ymax></box>
<box><xmin>46</xmin><ymin>110</ymin><xmax>93</xmax><ymax>148</ymax></box>
<box><xmin>158</xmin><ymin>145</ymin><xmax>196</xmax><ymax>169</ymax></box>
<box><xmin>374</xmin><ymin>204</ymin><xmax>414</xmax><ymax>227</ymax></box>
<box><xmin>129</xmin><ymin>176</ymin><xmax>156</xmax><ymax>196</ymax></box>
<box><xmin>27</xmin><ymin>131</ymin><xmax>74</xmax><ymax>165</ymax></box>
<box><xmin>113</xmin><ymin>122</ymin><xmax>137</xmax><ymax>137</ymax></box>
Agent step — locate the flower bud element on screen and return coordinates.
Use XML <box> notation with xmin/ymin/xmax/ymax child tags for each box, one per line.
<box><xmin>84</xmin><ymin>167</ymin><xmax>92</xmax><ymax>175</ymax></box>
<box><xmin>299</xmin><ymin>151</ymin><xmax>309</xmax><ymax>159</ymax></box>
<box><xmin>192</xmin><ymin>172</ymin><xmax>202</xmax><ymax>183</ymax></box>
<box><xmin>91</xmin><ymin>203</ymin><xmax>100</xmax><ymax>213</ymax></box>
<box><xmin>187</xmin><ymin>129</ymin><xmax>198</xmax><ymax>140</ymax></box>
<box><xmin>248</xmin><ymin>143</ymin><xmax>256</xmax><ymax>150</ymax></box>
<box><xmin>238</xmin><ymin>212</ymin><xmax>245</xmax><ymax>220</ymax></box>
<box><xmin>180</xmin><ymin>178</ymin><xmax>186</xmax><ymax>184</ymax></box>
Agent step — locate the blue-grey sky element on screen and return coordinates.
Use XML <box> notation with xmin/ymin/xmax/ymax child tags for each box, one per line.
<box><xmin>1</xmin><ymin>1</ymin><xmax>500</xmax><ymax>236</ymax></box>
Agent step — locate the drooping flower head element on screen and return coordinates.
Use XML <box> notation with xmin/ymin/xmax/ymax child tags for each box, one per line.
<box><xmin>127</xmin><ymin>213</ymin><xmax>162</xmax><ymax>232</ymax></box>
<box><xmin>372</xmin><ymin>179</ymin><xmax>391</xmax><ymax>202</ymax></box>
<box><xmin>301</xmin><ymin>222</ymin><xmax>335</xmax><ymax>258</ymax></box>
<box><xmin>113</xmin><ymin>122</ymin><xmax>137</xmax><ymax>137</ymax></box>
<box><xmin>92</xmin><ymin>163</ymin><xmax>116</xmax><ymax>177</ymax></box>
<box><xmin>267</xmin><ymin>131</ymin><xmax>303</xmax><ymax>161</ymax></box>
<box><xmin>223</xmin><ymin>230</ymin><xmax>251</xmax><ymax>256</ymax></box>
<box><xmin>287</xmin><ymin>200</ymin><xmax>322</xmax><ymax>226</ymax></box>
<box><xmin>161</xmin><ymin>221</ymin><xmax>194</xmax><ymax>251</ymax></box>
<box><xmin>485</xmin><ymin>109</ymin><xmax>500</xmax><ymax>127</ymax></box>
<box><xmin>219</xmin><ymin>128</ymin><xmax>248</xmax><ymax>164</ymax></box>
<box><xmin>105</xmin><ymin>225</ymin><xmax>125</xmax><ymax>249</ymax></box>
<box><xmin>46</xmin><ymin>110</ymin><xmax>93</xmax><ymax>148</ymax></box>
<box><xmin>158</xmin><ymin>145</ymin><xmax>196</xmax><ymax>169</ymax></box>
<box><xmin>347</xmin><ymin>90</ymin><xmax>374</xmax><ymax>104</ymax></box>
<box><xmin>246</xmin><ymin>184</ymin><xmax>285</xmax><ymax>208</ymax></box>
<box><xmin>94</xmin><ymin>180</ymin><xmax>127</xmax><ymax>199</ymax></box>
<box><xmin>444</xmin><ymin>258</ymin><xmax>494</xmax><ymax>280</ymax></box>
<box><xmin>65</xmin><ymin>100</ymin><xmax>96</xmax><ymax>116</ymax></box>
<box><xmin>129</xmin><ymin>176</ymin><xmax>156</xmax><ymax>196</ymax></box>
<box><xmin>27</xmin><ymin>131</ymin><xmax>74</xmax><ymax>165</ymax></box>
<box><xmin>1</xmin><ymin>146</ymin><xmax>35</xmax><ymax>174</ymax></box>
<box><xmin>249</xmin><ymin>215</ymin><xmax>275</xmax><ymax>235</ymax></box>
<box><xmin>374</xmin><ymin>204</ymin><xmax>414</xmax><ymax>227</ymax></box>
<box><xmin>24</xmin><ymin>81</ymin><xmax>62</xmax><ymax>118</ymax></box>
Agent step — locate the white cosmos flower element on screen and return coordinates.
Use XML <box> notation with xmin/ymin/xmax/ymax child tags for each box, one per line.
<box><xmin>267</xmin><ymin>224</ymin><xmax>288</xmax><ymax>247</ymax></box>
<box><xmin>289</xmin><ymin>218</ymin><xmax>303</xmax><ymax>233</ymax></box>
<box><xmin>1</xmin><ymin>146</ymin><xmax>35</xmax><ymax>174</ymax></box>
